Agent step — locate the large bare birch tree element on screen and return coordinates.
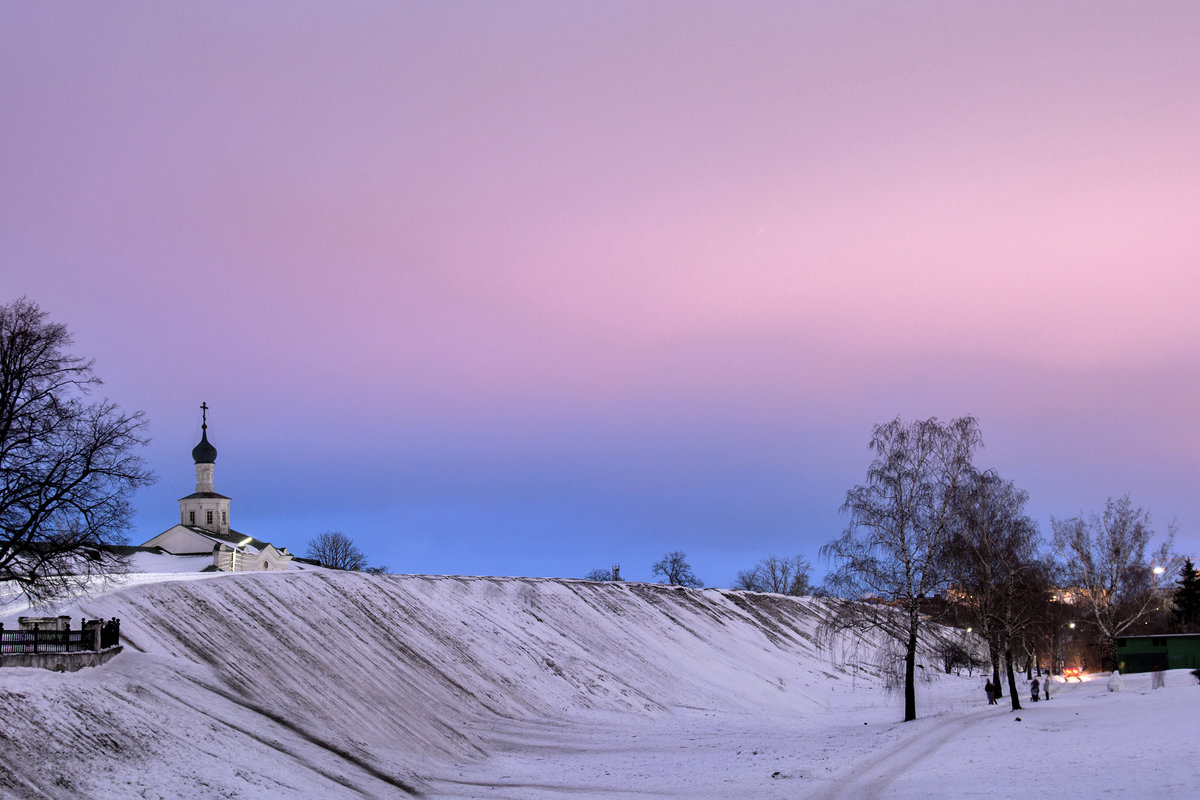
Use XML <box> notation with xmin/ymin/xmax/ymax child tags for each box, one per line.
<box><xmin>821</xmin><ymin>416</ymin><xmax>981</xmax><ymax>721</ymax></box>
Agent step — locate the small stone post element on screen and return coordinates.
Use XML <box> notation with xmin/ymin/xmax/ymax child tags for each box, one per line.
<box><xmin>83</xmin><ymin>619</ymin><xmax>102</xmax><ymax>651</ymax></box>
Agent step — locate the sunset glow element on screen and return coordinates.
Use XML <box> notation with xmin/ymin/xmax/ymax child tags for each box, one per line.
<box><xmin>3</xmin><ymin>2</ymin><xmax>1197</xmax><ymax>583</ymax></box>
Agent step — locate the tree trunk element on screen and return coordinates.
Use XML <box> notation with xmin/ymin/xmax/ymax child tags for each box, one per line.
<box><xmin>904</xmin><ymin>625</ymin><xmax>918</xmax><ymax>722</ymax></box>
<box><xmin>1005</xmin><ymin>644</ymin><xmax>1022</xmax><ymax>711</ymax></box>
<box><xmin>1103</xmin><ymin>633</ymin><xmax>1119</xmax><ymax>672</ymax></box>
<box><xmin>989</xmin><ymin>633</ymin><xmax>1004</xmax><ymax>699</ymax></box>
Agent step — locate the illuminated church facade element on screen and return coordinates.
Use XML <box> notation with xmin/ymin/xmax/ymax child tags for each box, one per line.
<box><xmin>142</xmin><ymin>404</ymin><xmax>293</xmax><ymax>572</ymax></box>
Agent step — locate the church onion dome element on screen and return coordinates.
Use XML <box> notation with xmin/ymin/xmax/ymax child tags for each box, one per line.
<box><xmin>192</xmin><ymin>427</ymin><xmax>217</xmax><ymax>464</ymax></box>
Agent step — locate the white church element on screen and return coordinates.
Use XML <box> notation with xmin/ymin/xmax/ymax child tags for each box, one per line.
<box><xmin>142</xmin><ymin>405</ymin><xmax>294</xmax><ymax>571</ymax></box>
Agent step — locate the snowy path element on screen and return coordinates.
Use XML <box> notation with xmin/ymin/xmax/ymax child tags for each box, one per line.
<box><xmin>817</xmin><ymin>679</ymin><xmax>1093</xmax><ymax>800</ymax></box>
<box><xmin>813</xmin><ymin>675</ymin><xmax>1200</xmax><ymax>800</ymax></box>
<box><xmin>817</xmin><ymin>705</ymin><xmax>993</xmax><ymax>800</ymax></box>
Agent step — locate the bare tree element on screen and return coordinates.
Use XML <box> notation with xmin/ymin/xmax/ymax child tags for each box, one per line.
<box><xmin>735</xmin><ymin>554</ymin><xmax>811</xmax><ymax>595</ymax></box>
<box><xmin>584</xmin><ymin>566</ymin><xmax>622</xmax><ymax>581</ymax></box>
<box><xmin>652</xmin><ymin>551</ymin><xmax>703</xmax><ymax>587</ymax></box>
<box><xmin>305</xmin><ymin>530</ymin><xmax>369</xmax><ymax>571</ymax></box>
<box><xmin>1052</xmin><ymin>495</ymin><xmax>1175</xmax><ymax>665</ymax></box>
<box><xmin>933</xmin><ymin>637</ymin><xmax>986</xmax><ymax>676</ymax></box>
<box><xmin>734</xmin><ymin>569</ymin><xmax>760</xmax><ymax>591</ymax></box>
<box><xmin>940</xmin><ymin>469</ymin><xmax>1041</xmax><ymax>709</ymax></box>
<box><xmin>0</xmin><ymin>298</ymin><xmax>154</xmax><ymax>605</ymax></box>
<box><xmin>821</xmin><ymin>416</ymin><xmax>981</xmax><ymax>721</ymax></box>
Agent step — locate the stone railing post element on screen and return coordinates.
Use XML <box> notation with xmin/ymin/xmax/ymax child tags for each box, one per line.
<box><xmin>83</xmin><ymin>619</ymin><xmax>102</xmax><ymax>651</ymax></box>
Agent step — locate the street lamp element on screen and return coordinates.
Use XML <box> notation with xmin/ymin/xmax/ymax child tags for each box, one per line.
<box><xmin>229</xmin><ymin>536</ymin><xmax>253</xmax><ymax>572</ymax></box>
<box><xmin>1051</xmin><ymin>621</ymin><xmax>1077</xmax><ymax>676</ymax></box>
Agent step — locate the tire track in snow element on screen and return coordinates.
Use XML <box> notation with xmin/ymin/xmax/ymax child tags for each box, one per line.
<box><xmin>819</xmin><ymin>708</ymin><xmax>993</xmax><ymax>800</ymax></box>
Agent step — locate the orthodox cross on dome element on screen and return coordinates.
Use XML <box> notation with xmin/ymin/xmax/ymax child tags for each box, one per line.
<box><xmin>192</xmin><ymin>402</ymin><xmax>217</xmax><ymax>465</ymax></box>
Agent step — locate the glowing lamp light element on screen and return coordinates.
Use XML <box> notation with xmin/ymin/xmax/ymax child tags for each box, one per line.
<box><xmin>230</xmin><ymin>536</ymin><xmax>253</xmax><ymax>572</ymax></box>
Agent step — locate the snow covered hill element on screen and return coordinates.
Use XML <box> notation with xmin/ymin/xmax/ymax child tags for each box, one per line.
<box><xmin>0</xmin><ymin>572</ymin><xmax>897</xmax><ymax>799</ymax></box>
<box><xmin>3</xmin><ymin>572</ymin><xmax>1196</xmax><ymax>800</ymax></box>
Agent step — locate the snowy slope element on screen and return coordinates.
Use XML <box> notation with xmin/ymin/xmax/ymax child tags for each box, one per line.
<box><xmin>1</xmin><ymin>572</ymin><xmax>1196</xmax><ymax>800</ymax></box>
<box><xmin>0</xmin><ymin>573</ymin><xmax>887</xmax><ymax>799</ymax></box>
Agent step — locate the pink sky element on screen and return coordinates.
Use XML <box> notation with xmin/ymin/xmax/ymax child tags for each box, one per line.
<box><xmin>2</xmin><ymin>2</ymin><xmax>1197</xmax><ymax>582</ymax></box>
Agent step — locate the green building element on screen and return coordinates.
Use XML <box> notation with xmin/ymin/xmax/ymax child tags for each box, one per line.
<box><xmin>1115</xmin><ymin>633</ymin><xmax>1200</xmax><ymax>674</ymax></box>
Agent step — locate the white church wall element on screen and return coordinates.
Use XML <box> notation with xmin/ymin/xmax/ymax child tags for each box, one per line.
<box><xmin>144</xmin><ymin>526</ymin><xmax>215</xmax><ymax>555</ymax></box>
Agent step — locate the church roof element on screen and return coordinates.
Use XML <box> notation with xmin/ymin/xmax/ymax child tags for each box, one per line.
<box><xmin>150</xmin><ymin>525</ymin><xmax>282</xmax><ymax>554</ymax></box>
<box><xmin>178</xmin><ymin>491</ymin><xmax>232</xmax><ymax>501</ymax></box>
<box><xmin>140</xmin><ymin>525</ymin><xmax>293</xmax><ymax>563</ymax></box>
<box><xmin>204</xmin><ymin>527</ymin><xmax>262</xmax><ymax>548</ymax></box>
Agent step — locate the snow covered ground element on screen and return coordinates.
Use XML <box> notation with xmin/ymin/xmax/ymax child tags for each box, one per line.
<box><xmin>1</xmin><ymin>570</ymin><xmax>1196</xmax><ymax>799</ymax></box>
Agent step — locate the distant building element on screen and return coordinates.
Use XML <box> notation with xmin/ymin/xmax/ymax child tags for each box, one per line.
<box><xmin>1115</xmin><ymin>633</ymin><xmax>1200</xmax><ymax>674</ymax></box>
<box><xmin>142</xmin><ymin>404</ymin><xmax>292</xmax><ymax>571</ymax></box>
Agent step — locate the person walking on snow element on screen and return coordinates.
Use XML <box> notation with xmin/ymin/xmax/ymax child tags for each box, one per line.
<box><xmin>1030</xmin><ymin>677</ymin><xmax>1040</xmax><ymax>702</ymax></box>
<box><xmin>985</xmin><ymin>680</ymin><xmax>996</xmax><ymax>705</ymax></box>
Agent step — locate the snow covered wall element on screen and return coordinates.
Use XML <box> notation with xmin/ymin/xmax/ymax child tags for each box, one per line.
<box><xmin>0</xmin><ymin>572</ymin><xmax>900</xmax><ymax>799</ymax></box>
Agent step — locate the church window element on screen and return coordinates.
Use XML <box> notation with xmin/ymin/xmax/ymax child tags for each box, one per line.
<box><xmin>206</xmin><ymin>510</ymin><xmax>213</xmax><ymax>525</ymax></box>
<box><xmin>189</xmin><ymin>511</ymin><xmax>195</xmax><ymax>524</ymax></box>
<box><xmin>222</xmin><ymin>511</ymin><xmax>227</xmax><ymax>525</ymax></box>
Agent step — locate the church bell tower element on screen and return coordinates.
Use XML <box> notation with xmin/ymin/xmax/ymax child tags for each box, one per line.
<box><xmin>178</xmin><ymin>402</ymin><xmax>231</xmax><ymax>534</ymax></box>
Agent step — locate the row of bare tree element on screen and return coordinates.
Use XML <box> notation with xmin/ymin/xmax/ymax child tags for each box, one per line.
<box><xmin>821</xmin><ymin>416</ymin><xmax>1180</xmax><ymax>721</ymax></box>
<box><xmin>584</xmin><ymin>551</ymin><xmax>813</xmax><ymax>593</ymax></box>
